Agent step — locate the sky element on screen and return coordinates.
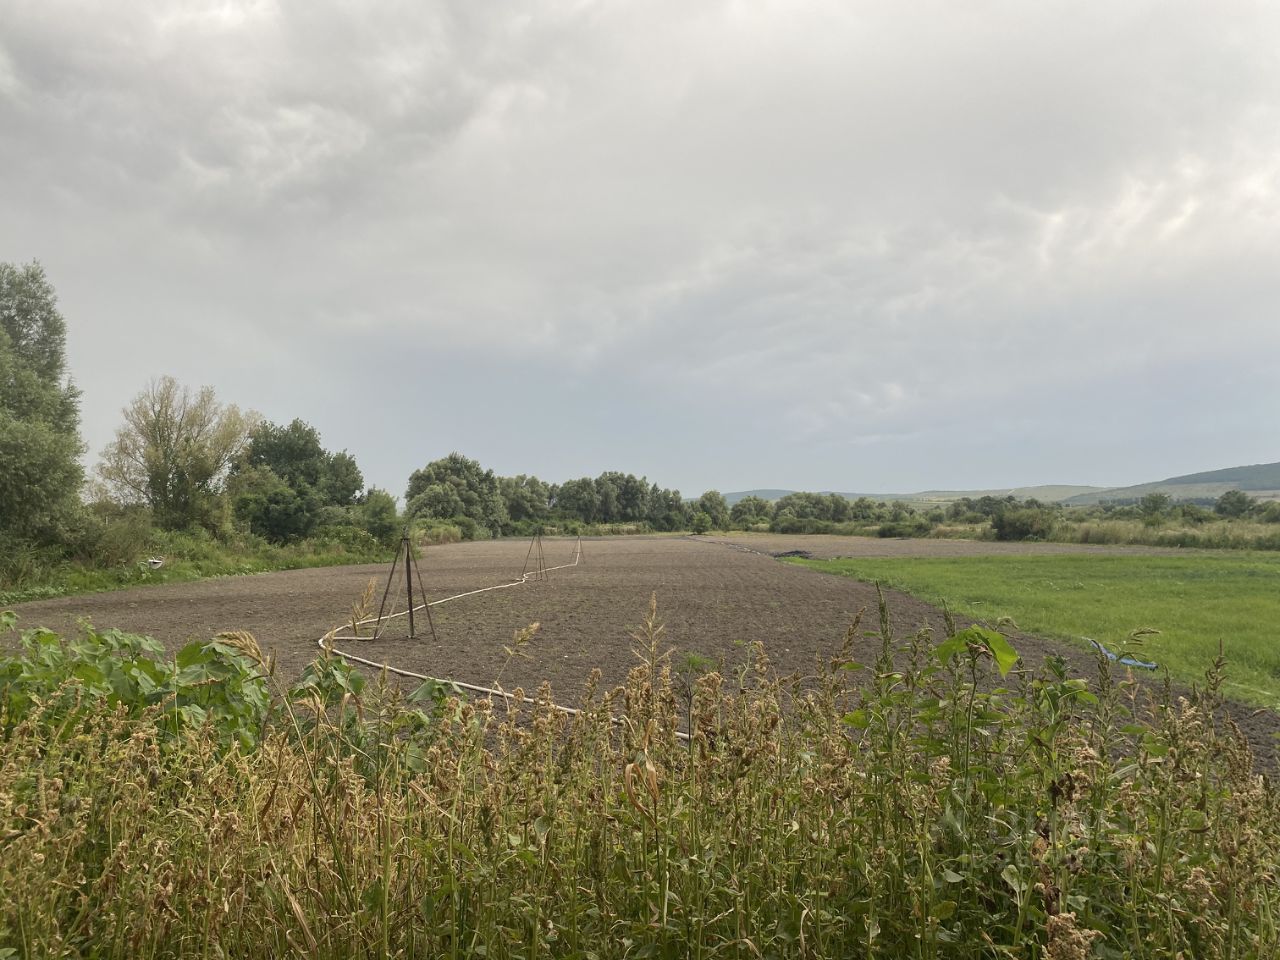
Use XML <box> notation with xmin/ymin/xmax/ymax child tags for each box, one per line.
<box><xmin>2</xmin><ymin>0</ymin><xmax>1279</xmax><ymax>499</ymax></box>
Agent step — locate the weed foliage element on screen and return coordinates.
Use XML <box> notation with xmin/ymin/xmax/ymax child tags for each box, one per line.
<box><xmin>1</xmin><ymin>599</ymin><xmax>1275</xmax><ymax>958</ymax></box>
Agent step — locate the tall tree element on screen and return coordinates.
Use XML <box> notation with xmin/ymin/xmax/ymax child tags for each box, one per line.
<box><xmin>98</xmin><ymin>377</ymin><xmax>257</xmax><ymax>530</ymax></box>
<box><xmin>1139</xmin><ymin>492</ymin><xmax>1172</xmax><ymax>521</ymax></box>
<box><xmin>227</xmin><ymin>465</ymin><xmax>319</xmax><ymax>544</ymax></box>
<box><xmin>232</xmin><ymin>419</ymin><xmax>366</xmax><ymax>541</ymax></box>
<box><xmin>359</xmin><ymin>488</ymin><xmax>400</xmax><ymax>545</ymax></box>
<box><xmin>0</xmin><ymin>261</ymin><xmax>84</xmax><ymax>548</ymax></box>
<box><xmin>614</xmin><ymin>473</ymin><xmax>651</xmax><ymax>522</ymax></box>
<box><xmin>554</xmin><ymin>477</ymin><xmax>600</xmax><ymax>523</ymax></box>
<box><xmin>646</xmin><ymin>484</ymin><xmax>690</xmax><ymax>531</ymax></box>
<box><xmin>321</xmin><ymin>450</ymin><xmax>364</xmax><ymax>506</ymax></box>
<box><xmin>1215</xmin><ymin>489</ymin><xmax>1253</xmax><ymax>518</ymax></box>
<box><xmin>244</xmin><ymin>419</ymin><xmax>328</xmax><ymax>490</ymax></box>
<box><xmin>594</xmin><ymin>473</ymin><xmax>621</xmax><ymax>523</ymax></box>
<box><xmin>405</xmin><ymin>453</ymin><xmax>507</xmax><ymax>534</ymax></box>
<box><xmin>696</xmin><ymin>490</ymin><xmax>730</xmax><ymax>529</ymax></box>
<box><xmin>730</xmin><ymin>495</ymin><xmax>773</xmax><ymax>527</ymax></box>
<box><xmin>587</xmin><ymin>471</ymin><xmax>651</xmax><ymax>523</ymax></box>
<box><xmin>499</xmin><ymin>474</ymin><xmax>551</xmax><ymax>523</ymax></box>
<box><xmin>241</xmin><ymin>418</ymin><xmax>364</xmax><ymax>506</ymax></box>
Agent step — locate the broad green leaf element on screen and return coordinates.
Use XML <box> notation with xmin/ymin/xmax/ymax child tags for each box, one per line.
<box><xmin>177</xmin><ymin>703</ymin><xmax>207</xmax><ymax>726</ymax></box>
<box><xmin>842</xmin><ymin>709</ymin><xmax>870</xmax><ymax>729</ymax></box>
<box><xmin>176</xmin><ymin>641</ymin><xmax>208</xmax><ymax>670</ymax></box>
<box><xmin>983</xmin><ymin>632</ymin><xmax>1020</xmax><ymax>678</ymax></box>
<box><xmin>952</xmin><ymin>626</ymin><xmax>1001</xmax><ymax>646</ymax></box>
<box><xmin>175</xmin><ymin>665</ymin><xmax>213</xmax><ymax>686</ymax></box>
<box><xmin>72</xmin><ymin>662</ymin><xmax>106</xmax><ymax>686</ymax></box>
<box><xmin>1001</xmin><ymin>864</ymin><xmax>1026</xmax><ymax>894</ymax></box>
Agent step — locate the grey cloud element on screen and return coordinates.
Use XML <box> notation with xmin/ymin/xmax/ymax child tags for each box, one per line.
<box><xmin>1</xmin><ymin>0</ymin><xmax>1277</xmax><ymax>495</ymax></box>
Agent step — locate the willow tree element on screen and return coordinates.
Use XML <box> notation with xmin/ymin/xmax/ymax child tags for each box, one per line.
<box><xmin>98</xmin><ymin>377</ymin><xmax>258</xmax><ymax>530</ymax></box>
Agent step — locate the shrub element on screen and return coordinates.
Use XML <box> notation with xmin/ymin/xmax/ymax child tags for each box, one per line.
<box><xmin>310</xmin><ymin>525</ymin><xmax>381</xmax><ymax>555</ymax></box>
<box><xmin>771</xmin><ymin>515</ymin><xmax>835</xmax><ymax>534</ymax></box>
<box><xmin>1215</xmin><ymin>489</ymin><xmax>1253</xmax><ymax>518</ymax></box>
<box><xmin>359</xmin><ymin>488</ymin><xmax>400</xmax><ymax>545</ymax></box>
<box><xmin>1257</xmin><ymin>501</ymin><xmax>1280</xmax><ymax>524</ymax></box>
<box><xmin>992</xmin><ymin>506</ymin><xmax>1058</xmax><ymax>541</ymax></box>
<box><xmin>876</xmin><ymin>516</ymin><xmax>933</xmax><ymax>538</ymax></box>
<box><xmin>83</xmin><ymin>511</ymin><xmax>154</xmax><ymax>567</ymax></box>
<box><xmin>413</xmin><ymin>520</ymin><xmax>462</xmax><ymax>545</ymax></box>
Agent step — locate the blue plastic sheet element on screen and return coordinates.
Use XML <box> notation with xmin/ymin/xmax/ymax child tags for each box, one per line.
<box><xmin>1086</xmin><ymin>637</ymin><xmax>1158</xmax><ymax>671</ymax></box>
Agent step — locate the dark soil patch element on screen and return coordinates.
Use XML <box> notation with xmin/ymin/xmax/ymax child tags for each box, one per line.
<box><xmin>698</xmin><ymin>532</ymin><xmax>1202</xmax><ymax>560</ymax></box>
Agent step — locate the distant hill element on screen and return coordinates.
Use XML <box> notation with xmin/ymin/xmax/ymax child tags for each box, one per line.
<box><xmin>895</xmin><ymin>485</ymin><xmax>1108</xmax><ymax>504</ymax></box>
<box><xmin>724</xmin><ymin>490</ymin><xmax>797</xmax><ymax>504</ymax></box>
<box><xmin>725</xmin><ymin>461</ymin><xmax>1280</xmax><ymax>508</ymax></box>
<box><xmin>724</xmin><ymin>484</ymin><xmax>1105</xmax><ymax>506</ymax></box>
<box><xmin>1060</xmin><ymin>461</ymin><xmax>1280</xmax><ymax>506</ymax></box>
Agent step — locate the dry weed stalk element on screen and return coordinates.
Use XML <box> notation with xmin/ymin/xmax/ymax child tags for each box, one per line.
<box><xmin>215</xmin><ymin>629</ymin><xmax>266</xmax><ymax>666</ymax></box>
<box><xmin>349</xmin><ymin>578</ymin><xmax>377</xmax><ymax>639</ymax></box>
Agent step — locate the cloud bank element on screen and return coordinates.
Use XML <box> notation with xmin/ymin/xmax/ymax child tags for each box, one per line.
<box><xmin>2</xmin><ymin>0</ymin><xmax>1278</xmax><ymax>495</ymax></box>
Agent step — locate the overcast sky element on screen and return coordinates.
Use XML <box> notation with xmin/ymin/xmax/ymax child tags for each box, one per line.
<box><xmin>3</xmin><ymin>1</ymin><xmax>1278</xmax><ymax>498</ymax></box>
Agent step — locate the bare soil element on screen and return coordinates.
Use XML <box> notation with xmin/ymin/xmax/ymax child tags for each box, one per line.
<box><xmin>5</xmin><ymin>535</ymin><xmax>1276</xmax><ymax>769</ymax></box>
<box><xmin>697</xmin><ymin>532</ymin><xmax>1199</xmax><ymax>559</ymax></box>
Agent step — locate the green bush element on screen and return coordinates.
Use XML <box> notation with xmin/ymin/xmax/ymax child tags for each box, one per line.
<box><xmin>359</xmin><ymin>488</ymin><xmax>400</xmax><ymax>545</ymax></box>
<box><xmin>311</xmin><ymin>524</ymin><xmax>381</xmax><ymax>555</ymax></box>
<box><xmin>992</xmin><ymin>507</ymin><xmax>1058</xmax><ymax>541</ymax></box>
<box><xmin>877</xmin><ymin>517</ymin><xmax>933</xmax><ymax>538</ymax></box>
<box><xmin>1215</xmin><ymin>489</ymin><xmax>1253</xmax><ymax>518</ymax></box>
<box><xmin>771</xmin><ymin>515</ymin><xmax>834</xmax><ymax>534</ymax></box>
<box><xmin>79</xmin><ymin>510</ymin><xmax>154</xmax><ymax>568</ymax></box>
<box><xmin>415</xmin><ymin>520</ymin><xmax>463</xmax><ymax>545</ymax></box>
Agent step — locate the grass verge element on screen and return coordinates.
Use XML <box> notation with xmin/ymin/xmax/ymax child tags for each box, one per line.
<box><xmin>0</xmin><ymin>536</ymin><xmax>391</xmax><ymax>606</ymax></box>
<box><xmin>791</xmin><ymin>553</ymin><xmax>1280</xmax><ymax>709</ymax></box>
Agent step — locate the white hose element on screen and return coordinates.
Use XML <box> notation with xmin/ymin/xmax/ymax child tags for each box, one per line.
<box><xmin>317</xmin><ymin>538</ymin><xmax>690</xmax><ymax>739</ymax></box>
<box><xmin>317</xmin><ymin>539</ymin><xmax>603</xmax><ymax>721</ymax></box>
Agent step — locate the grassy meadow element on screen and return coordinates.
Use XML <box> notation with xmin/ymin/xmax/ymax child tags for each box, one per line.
<box><xmin>792</xmin><ymin>553</ymin><xmax>1280</xmax><ymax>709</ymax></box>
<box><xmin>0</xmin><ymin>531</ymin><xmax>392</xmax><ymax>607</ymax></box>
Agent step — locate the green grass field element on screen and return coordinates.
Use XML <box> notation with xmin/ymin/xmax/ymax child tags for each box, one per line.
<box><xmin>792</xmin><ymin>553</ymin><xmax>1280</xmax><ymax>708</ymax></box>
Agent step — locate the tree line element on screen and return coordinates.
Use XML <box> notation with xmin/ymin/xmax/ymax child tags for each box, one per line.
<box><xmin>403</xmin><ymin>453</ymin><xmax>712</xmax><ymax>537</ymax></box>
<box><xmin>5</xmin><ymin>262</ymin><xmax>1276</xmax><ymax>590</ymax></box>
<box><xmin>0</xmin><ymin>263</ymin><xmax>733</xmax><ymax>585</ymax></box>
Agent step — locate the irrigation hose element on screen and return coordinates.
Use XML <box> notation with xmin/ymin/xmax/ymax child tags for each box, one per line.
<box><xmin>316</xmin><ymin>539</ymin><xmax>687</xmax><ymax>736</ymax></box>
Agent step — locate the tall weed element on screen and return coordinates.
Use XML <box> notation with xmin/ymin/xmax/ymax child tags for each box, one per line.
<box><xmin>0</xmin><ymin>602</ymin><xmax>1276</xmax><ymax>958</ymax></box>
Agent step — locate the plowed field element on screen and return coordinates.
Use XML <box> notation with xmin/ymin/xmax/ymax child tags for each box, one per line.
<box><xmin>7</xmin><ymin>535</ymin><xmax>1276</xmax><ymax>767</ymax></box>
